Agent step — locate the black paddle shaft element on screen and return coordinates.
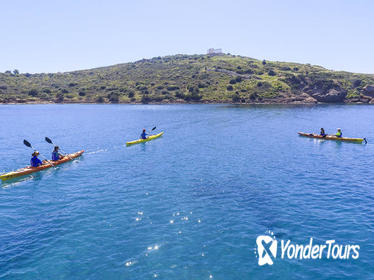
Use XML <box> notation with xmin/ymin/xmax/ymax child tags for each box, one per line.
<box><xmin>23</xmin><ymin>139</ymin><xmax>32</xmax><ymax>148</ymax></box>
<box><xmin>23</xmin><ymin>139</ymin><xmax>54</xmax><ymax>165</ymax></box>
<box><xmin>45</xmin><ymin>137</ymin><xmax>72</xmax><ymax>159</ymax></box>
<box><xmin>45</xmin><ymin>137</ymin><xmax>53</xmax><ymax>144</ymax></box>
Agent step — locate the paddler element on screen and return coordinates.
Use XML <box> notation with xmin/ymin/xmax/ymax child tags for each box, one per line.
<box><xmin>52</xmin><ymin>146</ymin><xmax>64</xmax><ymax>161</ymax></box>
<box><xmin>335</xmin><ymin>128</ymin><xmax>342</xmax><ymax>138</ymax></box>
<box><xmin>140</xmin><ymin>129</ymin><xmax>148</xmax><ymax>139</ymax></box>
<box><xmin>30</xmin><ymin>151</ymin><xmax>43</xmax><ymax>167</ymax></box>
<box><xmin>320</xmin><ymin>128</ymin><xmax>327</xmax><ymax>137</ymax></box>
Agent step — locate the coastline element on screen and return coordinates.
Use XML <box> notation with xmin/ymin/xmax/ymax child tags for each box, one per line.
<box><xmin>2</xmin><ymin>54</ymin><xmax>374</xmax><ymax>107</ymax></box>
<box><xmin>0</xmin><ymin>100</ymin><xmax>372</xmax><ymax>105</ymax></box>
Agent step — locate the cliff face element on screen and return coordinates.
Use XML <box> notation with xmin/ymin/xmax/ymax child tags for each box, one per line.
<box><xmin>1</xmin><ymin>54</ymin><xmax>374</xmax><ymax>104</ymax></box>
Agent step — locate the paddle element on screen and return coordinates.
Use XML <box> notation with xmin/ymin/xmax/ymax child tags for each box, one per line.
<box><xmin>147</xmin><ymin>126</ymin><xmax>156</xmax><ymax>137</ymax></box>
<box><xmin>142</xmin><ymin>126</ymin><xmax>156</xmax><ymax>139</ymax></box>
<box><xmin>44</xmin><ymin>137</ymin><xmax>71</xmax><ymax>159</ymax></box>
<box><xmin>23</xmin><ymin>139</ymin><xmax>54</xmax><ymax>166</ymax></box>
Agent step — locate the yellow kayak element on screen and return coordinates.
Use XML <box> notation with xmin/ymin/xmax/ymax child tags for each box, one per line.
<box><xmin>298</xmin><ymin>132</ymin><xmax>366</xmax><ymax>143</ymax></box>
<box><xmin>126</xmin><ymin>132</ymin><xmax>164</xmax><ymax>146</ymax></box>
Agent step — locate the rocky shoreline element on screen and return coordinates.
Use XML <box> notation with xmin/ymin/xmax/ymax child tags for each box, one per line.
<box><xmin>3</xmin><ymin>85</ymin><xmax>374</xmax><ymax>105</ymax></box>
<box><xmin>1</xmin><ymin>97</ymin><xmax>374</xmax><ymax>105</ymax></box>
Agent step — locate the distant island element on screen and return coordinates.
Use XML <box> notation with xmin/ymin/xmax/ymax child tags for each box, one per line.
<box><xmin>1</xmin><ymin>53</ymin><xmax>374</xmax><ymax>104</ymax></box>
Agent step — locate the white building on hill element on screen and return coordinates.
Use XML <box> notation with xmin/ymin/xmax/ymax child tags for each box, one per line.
<box><xmin>207</xmin><ymin>48</ymin><xmax>223</xmax><ymax>55</ymax></box>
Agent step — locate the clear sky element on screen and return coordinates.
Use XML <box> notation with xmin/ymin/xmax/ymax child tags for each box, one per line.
<box><xmin>1</xmin><ymin>0</ymin><xmax>373</xmax><ymax>73</ymax></box>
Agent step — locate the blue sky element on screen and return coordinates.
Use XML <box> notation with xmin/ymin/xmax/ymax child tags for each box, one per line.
<box><xmin>1</xmin><ymin>0</ymin><xmax>373</xmax><ymax>73</ymax></box>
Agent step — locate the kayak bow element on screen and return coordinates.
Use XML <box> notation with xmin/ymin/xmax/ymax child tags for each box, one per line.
<box><xmin>298</xmin><ymin>132</ymin><xmax>366</xmax><ymax>143</ymax></box>
<box><xmin>0</xmin><ymin>150</ymin><xmax>84</xmax><ymax>181</ymax></box>
<box><xmin>126</xmin><ymin>132</ymin><xmax>164</xmax><ymax>146</ymax></box>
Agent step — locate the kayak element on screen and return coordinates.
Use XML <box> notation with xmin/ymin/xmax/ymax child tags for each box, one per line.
<box><xmin>298</xmin><ymin>132</ymin><xmax>366</xmax><ymax>143</ymax></box>
<box><xmin>0</xmin><ymin>150</ymin><xmax>84</xmax><ymax>181</ymax></box>
<box><xmin>126</xmin><ymin>132</ymin><xmax>164</xmax><ymax>146</ymax></box>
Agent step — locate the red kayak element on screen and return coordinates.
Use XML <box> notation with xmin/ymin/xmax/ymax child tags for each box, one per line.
<box><xmin>0</xmin><ymin>150</ymin><xmax>84</xmax><ymax>181</ymax></box>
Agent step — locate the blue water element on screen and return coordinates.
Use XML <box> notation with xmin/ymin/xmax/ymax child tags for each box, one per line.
<box><xmin>0</xmin><ymin>104</ymin><xmax>373</xmax><ymax>279</ymax></box>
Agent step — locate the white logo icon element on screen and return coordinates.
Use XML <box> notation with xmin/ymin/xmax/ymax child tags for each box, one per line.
<box><xmin>255</xmin><ymin>233</ymin><xmax>360</xmax><ymax>266</ymax></box>
<box><xmin>256</xmin><ymin>235</ymin><xmax>277</xmax><ymax>266</ymax></box>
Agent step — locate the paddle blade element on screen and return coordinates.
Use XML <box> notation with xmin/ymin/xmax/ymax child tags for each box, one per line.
<box><xmin>23</xmin><ymin>139</ymin><xmax>32</xmax><ymax>148</ymax></box>
<box><xmin>45</xmin><ymin>137</ymin><xmax>53</xmax><ymax>144</ymax></box>
<box><xmin>151</xmin><ymin>126</ymin><xmax>156</xmax><ymax>131</ymax></box>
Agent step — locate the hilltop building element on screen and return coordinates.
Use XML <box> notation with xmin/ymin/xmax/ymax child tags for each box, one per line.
<box><xmin>207</xmin><ymin>48</ymin><xmax>223</xmax><ymax>56</ymax></box>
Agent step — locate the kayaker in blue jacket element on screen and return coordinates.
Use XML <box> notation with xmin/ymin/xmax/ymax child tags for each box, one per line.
<box><xmin>141</xmin><ymin>129</ymin><xmax>148</xmax><ymax>139</ymax></box>
<box><xmin>30</xmin><ymin>151</ymin><xmax>43</xmax><ymax>167</ymax></box>
<box><xmin>52</xmin><ymin>146</ymin><xmax>63</xmax><ymax>161</ymax></box>
<box><xmin>320</xmin><ymin>128</ymin><xmax>327</xmax><ymax>137</ymax></box>
<box><xmin>335</xmin><ymin>128</ymin><xmax>342</xmax><ymax>138</ymax></box>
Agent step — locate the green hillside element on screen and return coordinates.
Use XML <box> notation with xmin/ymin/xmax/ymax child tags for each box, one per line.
<box><xmin>1</xmin><ymin>54</ymin><xmax>374</xmax><ymax>104</ymax></box>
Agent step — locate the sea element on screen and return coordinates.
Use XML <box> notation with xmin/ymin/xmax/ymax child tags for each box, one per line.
<box><xmin>0</xmin><ymin>104</ymin><xmax>373</xmax><ymax>279</ymax></box>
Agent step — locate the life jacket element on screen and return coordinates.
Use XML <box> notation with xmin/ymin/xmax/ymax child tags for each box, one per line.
<box><xmin>30</xmin><ymin>156</ymin><xmax>42</xmax><ymax>167</ymax></box>
<box><xmin>52</xmin><ymin>151</ymin><xmax>60</xmax><ymax>161</ymax></box>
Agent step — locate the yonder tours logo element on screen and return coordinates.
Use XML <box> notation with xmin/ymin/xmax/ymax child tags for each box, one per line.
<box><xmin>255</xmin><ymin>232</ymin><xmax>360</xmax><ymax>266</ymax></box>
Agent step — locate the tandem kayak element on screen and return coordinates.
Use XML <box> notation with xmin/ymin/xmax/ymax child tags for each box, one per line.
<box><xmin>298</xmin><ymin>132</ymin><xmax>367</xmax><ymax>143</ymax></box>
<box><xmin>126</xmin><ymin>132</ymin><xmax>164</xmax><ymax>146</ymax></box>
<box><xmin>0</xmin><ymin>150</ymin><xmax>84</xmax><ymax>181</ymax></box>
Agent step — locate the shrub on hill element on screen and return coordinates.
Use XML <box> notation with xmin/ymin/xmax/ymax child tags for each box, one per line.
<box><xmin>232</xmin><ymin>93</ymin><xmax>240</xmax><ymax>102</ymax></box>
<box><xmin>141</xmin><ymin>95</ymin><xmax>150</xmax><ymax>104</ymax></box>
<box><xmin>28</xmin><ymin>89</ymin><xmax>38</xmax><ymax>96</ymax></box>
<box><xmin>96</xmin><ymin>96</ymin><xmax>104</xmax><ymax>103</ymax></box>
<box><xmin>108</xmin><ymin>92</ymin><xmax>119</xmax><ymax>103</ymax></box>
<box><xmin>56</xmin><ymin>93</ymin><xmax>64</xmax><ymax>103</ymax></box>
